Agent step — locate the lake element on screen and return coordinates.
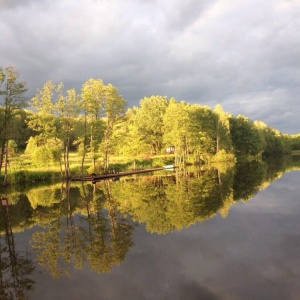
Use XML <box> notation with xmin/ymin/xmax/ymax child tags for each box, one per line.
<box><xmin>1</xmin><ymin>157</ymin><xmax>300</xmax><ymax>299</ymax></box>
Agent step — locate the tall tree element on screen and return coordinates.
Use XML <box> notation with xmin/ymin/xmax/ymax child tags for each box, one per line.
<box><xmin>110</xmin><ymin>107</ymin><xmax>148</xmax><ymax>167</ymax></box>
<box><xmin>188</xmin><ymin>104</ymin><xmax>216</xmax><ymax>162</ymax></box>
<box><xmin>213</xmin><ymin>104</ymin><xmax>232</xmax><ymax>154</ymax></box>
<box><xmin>55</xmin><ymin>88</ymin><xmax>80</xmax><ymax>178</ymax></box>
<box><xmin>134</xmin><ymin>96</ymin><xmax>169</xmax><ymax>155</ymax></box>
<box><xmin>27</xmin><ymin>80</ymin><xmax>57</xmax><ymax>140</ymax></box>
<box><xmin>81</xmin><ymin>79</ymin><xmax>125</xmax><ymax>172</ymax></box>
<box><xmin>81</xmin><ymin>79</ymin><xmax>106</xmax><ymax>173</ymax></box>
<box><xmin>27</xmin><ymin>81</ymin><xmax>63</xmax><ymax>173</ymax></box>
<box><xmin>163</xmin><ymin>99</ymin><xmax>190</xmax><ymax>165</ymax></box>
<box><xmin>100</xmin><ymin>83</ymin><xmax>126</xmax><ymax>170</ymax></box>
<box><xmin>229</xmin><ymin>115</ymin><xmax>264</xmax><ymax>156</ymax></box>
<box><xmin>0</xmin><ymin>66</ymin><xmax>27</xmax><ymax>186</ymax></box>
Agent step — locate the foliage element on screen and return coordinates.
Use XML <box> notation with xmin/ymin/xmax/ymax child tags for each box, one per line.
<box><xmin>81</xmin><ymin>79</ymin><xmax>126</xmax><ymax>172</ymax></box>
<box><xmin>0</xmin><ymin>66</ymin><xmax>27</xmax><ymax>185</ymax></box>
<box><xmin>1</xmin><ymin>66</ymin><xmax>299</xmax><ymax>183</ymax></box>
<box><xmin>229</xmin><ymin>115</ymin><xmax>264</xmax><ymax>155</ymax></box>
<box><xmin>11</xmin><ymin>170</ymin><xmax>60</xmax><ymax>184</ymax></box>
<box><xmin>163</xmin><ymin>99</ymin><xmax>191</xmax><ymax>165</ymax></box>
<box><xmin>134</xmin><ymin>95</ymin><xmax>170</xmax><ymax>154</ymax></box>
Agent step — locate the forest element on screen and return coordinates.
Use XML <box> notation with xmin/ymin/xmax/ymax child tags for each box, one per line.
<box><xmin>1</xmin><ymin>66</ymin><xmax>300</xmax><ymax>185</ymax></box>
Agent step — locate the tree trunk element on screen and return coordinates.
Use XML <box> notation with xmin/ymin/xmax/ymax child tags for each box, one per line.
<box><xmin>64</xmin><ymin>136</ymin><xmax>70</xmax><ymax>178</ymax></box>
<box><xmin>2</xmin><ymin>142</ymin><xmax>8</xmax><ymax>186</ymax></box>
<box><xmin>81</xmin><ymin>113</ymin><xmax>87</xmax><ymax>176</ymax></box>
<box><xmin>216</xmin><ymin>117</ymin><xmax>220</xmax><ymax>154</ymax></box>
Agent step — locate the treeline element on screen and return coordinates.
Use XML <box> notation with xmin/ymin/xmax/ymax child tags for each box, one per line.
<box><xmin>1</xmin><ymin>66</ymin><xmax>300</xmax><ymax>179</ymax></box>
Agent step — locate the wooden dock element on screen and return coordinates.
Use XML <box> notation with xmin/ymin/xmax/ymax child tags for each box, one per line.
<box><xmin>71</xmin><ymin>165</ymin><xmax>176</xmax><ymax>183</ymax></box>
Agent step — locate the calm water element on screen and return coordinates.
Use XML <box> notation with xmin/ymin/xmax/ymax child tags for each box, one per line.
<box><xmin>1</xmin><ymin>157</ymin><xmax>300</xmax><ymax>300</ymax></box>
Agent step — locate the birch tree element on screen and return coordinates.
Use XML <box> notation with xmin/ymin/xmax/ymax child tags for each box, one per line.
<box><xmin>81</xmin><ymin>79</ymin><xmax>125</xmax><ymax>172</ymax></box>
<box><xmin>55</xmin><ymin>88</ymin><xmax>80</xmax><ymax>178</ymax></box>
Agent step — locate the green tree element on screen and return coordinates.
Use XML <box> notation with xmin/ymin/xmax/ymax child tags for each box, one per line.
<box><xmin>81</xmin><ymin>79</ymin><xmax>125</xmax><ymax>172</ymax></box>
<box><xmin>188</xmin><ymin>104</ymin><xmax>216</xmax><ymax>163</ymax></box>
<box><xmin>0</xmin><ymin>66</ymin><xmax>27</xmax><ymax>186</ymax></box>
<box><xmin>55</xmin><ymin>88</ymin><xmax>80</xmax><ymax>178</ymax></box>
<box><xmin>163</xmin><ymin>99</ymin><xmax>190</xmax><ymax>165</ymax></box>
<box><xmin>81</xmin><ymin>79</ymin><xmax>106</xmax><ymax>173</ymax></box>
<box><xmin>100</xmin><ymin>83</ymin><xmax>126</xmax><ymax>170</ymax></box>
<box><xmin>134</xmin><ymin>96</ymin><xmax>169</xmax><ymax>155</ymax></box>
<box><xmin>229</xmin><ymin>115</ymin><xmax>264</xmax><ymax>156</ymax></box>
<box><xmin>213</xmin><ymin>104</ymin><xmax>232</xmax><ymax>154</ymax></box>
<box><xmin>27</xmin><ymin>81</ymin><xmax>81</xmax><ymax>176</ymax></box>
<box><xmin>27</xmin><ymin>81</ymin><xmax>57</xmax><ymax>140</ymax></box>
<box><xmin>27</xmin><ymin>81</ymin><xmax>64</xmax><ymax>172</ymax></box>
<box><xmin>253</xmin><ymin>121</ymin><xmax>288</xmax><ymax>155</ymax></box>
<box><xmin>111</xmin><ymin>107</ymin><xmax>148</xmax><ymax>168</ymax></box>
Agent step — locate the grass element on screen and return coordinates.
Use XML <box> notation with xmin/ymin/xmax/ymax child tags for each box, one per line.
<box><xmin>2</xmin><ymin>152</ymin><xmax>176</xmax><ymax>185</ymax></box>
<box><xmin>291</xmin><ymin>150</ymin><xmax>300</xmax><ymax>155</ymax></box>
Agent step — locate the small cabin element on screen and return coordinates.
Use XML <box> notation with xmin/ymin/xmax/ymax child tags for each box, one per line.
<box><xmin>166</xmin><ymin>146</ymin><xmax>175</xmax><ymax>154</ymax></box>
<box><xmin>1</xmin><ymin>197</ymin><xmax>11</xmax><ymax>206</ymax></box>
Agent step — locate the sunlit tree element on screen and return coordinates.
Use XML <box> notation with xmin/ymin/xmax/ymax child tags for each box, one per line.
<box><xmin>0</xmin><ymin>66</ymin><xmax>27</xmax><ymax>186</ymax></box>
<box><xmin>55</xmin><ymin>88</ymin><xmax>80</xmax><ymax>178</ymax></box>
<box><xmin>229</xmin><ymin>115</ymin><xmax>264</xmax><ymax>156</ymax></box>
<box><xmin>213</xmin><ymin>104</ymin><xmax>232</xmax><ymax>154</ymax></box>
<box><xmin>163</xmin><ymin>99</ymin><xmax>191</xmax><ymax>165</ymax></box>
<box><xmin>134</xmin><ymin>95</ymin><xmax>169</xmax><ymax>154</ymax></box>
<box><xmin>81</xmin><ymin>79</ymin><xmax>125</xmax><ymax>172</ymax></box>
<box><xmin>27</xmin><ymin>81</ymin><xmax>64</xmax><ymax>173</ymax></box>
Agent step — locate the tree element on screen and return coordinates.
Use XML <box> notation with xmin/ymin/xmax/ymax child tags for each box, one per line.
<box><xmin>0</xmin><ymin>66</ymin><xmax>27</xmax><ymax>186</ymax></box>
<box><xmin>188</xmin><ymin>104</ymin><xmax>216</xmax><ymax>163</ymax></box>
<box><xmin>100</xmin><ymin>83</ymin><xmax>126</xmax><ymax>170</ymax></box>
<box><xmin>81</xmin><ymin>79</ymin><xmax>126</xmax><ymax>172</ymax></box>
<box><xmin>163</xmin><ymin>99</ymin><xmax>191</xmax><ymax>165</ymax></box>
<box><xmin>28</xmin><ymin>81</ymin><xmax>82</xmax><ymax>177</ymax></box>
<box><xmin>27</xmin><ymin>81</ymin><xmax>64</xmax><ymax>173</ymax></box>
<box><xmin>55</xmin><ymin>88</ymin><xmax>80</xmax><ymax>178</ymax></box>
<box><xmin>110</xmin><ymin>107</ymin><xmax>148</xmax><ymax>167</ymax></box>
<box><xmin>134</xmin><ymin>95</ymin><xmax>169</xmax><ymax>155</ymax></box>
<box><xmin>27</xmin><ymin>81</ymin><xmax>57</xmax><ymax>140</ymax></box>
<box><xmin>213</xmin><ymin>104</ymin><xmax>232</xmax><ymax>154</ymax></box>
<box><xmin>81</xmin><ymin>79</ymin><xmax>106</xmax><ymax>173</ymax></box>
<box><xmin>229</xmin><ymin>115</ymin><xmax>264</xmax><ymax>156</ymax></box>
<box><xmin>253</xmin><ymin>121</ymin><xmax>289</xmax><ymax>155</ymax></box>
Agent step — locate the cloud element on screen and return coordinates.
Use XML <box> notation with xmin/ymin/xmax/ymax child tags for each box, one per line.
<box><xmin>0</xmin><ymin>0</ymin><xmax>299</xmax><ymax>133</ymax></box>
<box><xmin>0</xmin><ymin>0</ymin><xmax>42</xmax><ymax>10</ymax></box>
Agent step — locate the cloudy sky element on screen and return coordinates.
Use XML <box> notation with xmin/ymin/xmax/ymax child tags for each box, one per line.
<box><xmin>1</xmin><ymin>0</ymin><xmax>299</xmax><ymax>133</ymax></box>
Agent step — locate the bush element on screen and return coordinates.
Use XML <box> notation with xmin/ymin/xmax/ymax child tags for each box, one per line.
<box><xmin>32</xmin><ymin>146</ymin><xmax>55</xmax><ymax>166</ymax></box>
<box><xmin>11</xmin><ymin>170</ymin><xmax>61</xmax><ymax>184</ymax></box>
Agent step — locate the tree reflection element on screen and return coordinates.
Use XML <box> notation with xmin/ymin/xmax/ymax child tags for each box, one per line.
<box><xmin>30</xmin><ymin>180</ymin><xmax>134</xmax><ymax>278</ymax></box>
<box><xmin>3</xmin><ymin>155</ymin><xmax>300</xmax><ymax>278</ymax></box>
<box><xmin>0</xmin><ymin>196</ymin><xmax>35</xmax><ymax>299</ymax></box>
<box><xmin>112</xmin><ymin>156</ymin><xmax>300</xmax><ymax>234</ymax></box>
<box><xmin>84</xmin><ymin>179</ymin><xmax>134</xmax><ymax>273</ymax></box>
<box><xmin>112</xmin><ymin>166</ymin><xmax>234</xmax><ymax>233</ymax></box>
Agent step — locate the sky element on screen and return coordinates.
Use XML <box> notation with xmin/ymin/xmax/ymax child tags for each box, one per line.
<box><xmin>0</xmin><ymin>0</ymin><xmax>299</xmax><ymax>134</ymax></box>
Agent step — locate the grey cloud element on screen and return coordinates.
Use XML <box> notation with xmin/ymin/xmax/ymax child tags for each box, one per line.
<box><xmin>161</xmin><ymin>0</ymin><xmax>217</xmax><ymax>32</ymax></box>
<box><xmin>0</xmin><ymin>0</ymin><xmax>42</xmax><ymax>10</ymax></box>
<box><xmin>1</xmin><ymin>0</ymin><xmax>299</xmax><ymax>133</ymax></box>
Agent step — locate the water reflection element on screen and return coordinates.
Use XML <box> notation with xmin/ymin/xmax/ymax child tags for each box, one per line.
<box><xmin>0</xmin><ymin>196</ymin><xmax>35</xmax><ymax>299</ymax></box>
<box><xmin>30</xmin><ymin>180</ymin><xmax>134</xmax><ymax>278</ymax></box>
<box><xmin>0</xmin><ymin>155</ymin><xmax>300</xmax><ymax>285</ymax></box>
